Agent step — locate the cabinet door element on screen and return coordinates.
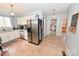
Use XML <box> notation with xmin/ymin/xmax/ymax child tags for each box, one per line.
<box><xmin>24</xmin><ymin>30</ymin><xmax>28</xmax><ymax>40</ymax></box>
<box><xmin>14</xmin><ymin>31</ymin><xmax>20</xmax><ymax>38</ymax></box>
<box><xmin>1</xmin><ymin>33</ymin><xmax>9</xmax><ymax>44</ymax></box>
<box><xmin>8</xmin><ymin>32</ymin><xmax>15</xmax><ymax>40</ymax></box>
<box><xmin>8</xmin><ymin>31</ymin><xmax>20</xmax><ymax>40</ymax></box>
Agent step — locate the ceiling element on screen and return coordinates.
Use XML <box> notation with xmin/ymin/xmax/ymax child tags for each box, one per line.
<box><xmin>0</xmin><ymin>3</ymin><xmax>72</xmax><ymax>16</ymax></box>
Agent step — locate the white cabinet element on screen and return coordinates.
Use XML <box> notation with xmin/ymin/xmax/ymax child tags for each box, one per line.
<box><xmin>14</xmin><ymin>31</ymin><xmax>20</xmax><ymax>38</ymax></box>
<box><xmin>17</xmin><ymin>16</ymin><xmax>27</xmax><ymax>25</ymax></box>
<box><xmin>24</xmin><ymin>30</ymin><xmax>28</xmax><ymax>40</ymax></box>
<box><xmin>0</xmin><ymin>30</ymin><xmax>20</xmax><ymax>44</ymax></box>
<box><xmin>0</xmin><ymin>30</ymin><xmax>28</xmax><ymax>44</ymax></box>
<box><xmin>19</xmin><ymin>30</ymin><xmax>28</xmax><ymax>40</ymax></box>
<box><xmin>0</xmin><ymin>33</ymin><xmax>8</xmax><ymax>43</ymax></box>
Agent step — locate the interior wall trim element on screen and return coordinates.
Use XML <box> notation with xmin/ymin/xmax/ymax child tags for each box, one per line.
<box><xmin>62</xmin><ymin>36</ymin><xmax>71</xmax><ymax>56</ymax></box>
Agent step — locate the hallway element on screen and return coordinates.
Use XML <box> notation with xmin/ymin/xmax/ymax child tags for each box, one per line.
<box><xmin>6</xmin><ymin>34</ymin><xmax>66</xmax><ymax>56</ymax></box>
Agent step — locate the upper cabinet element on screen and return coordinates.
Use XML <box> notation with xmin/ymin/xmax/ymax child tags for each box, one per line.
<box><xmin>17</xmin><ymin>16</ymin><xmax>27</xmax><ymax>25</ymax></box>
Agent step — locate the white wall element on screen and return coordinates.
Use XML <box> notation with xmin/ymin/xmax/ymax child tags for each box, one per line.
<box><xmin>18</xmin><ymin>10</ymin><xmax>43</xmax><ymax>20</ymax></box>
<box><xmin>10</xmin><ymin>16</ymin><xmax>18</xmax><ymax>28</ymax></box>
<box><xmin>56</xmin><ymin>13</ymin><xmax>68</xmax><ymax>36</ymax></box>
<box><xmin>46</xmin><ymin>16</ymin><xmax>51</xmax><ymax>35</ymax></box>
<box><xmin>46</xmin><ymin>13</ymin><xmax>68</xmax><ymax>36</ymax></box>
<box><xmin>66</xmin><ymin>3</ymin><xmax>79</xmax><ymax>56</ymax></box>
<box><xmin>43</xmin><ymin>15</ymin><xmax>47</xmax><ymax>37</ymax></box>
<box><xmin>17</xmin><ymin>10</ymin><xmax>43</xmax><ymax>25</ymax></box>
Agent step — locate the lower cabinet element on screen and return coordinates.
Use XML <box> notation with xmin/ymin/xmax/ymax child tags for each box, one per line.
<box><xmin>0</xmin><ymin>30</ymin><xmax>20</xmax><ymax>44</ymax></box>
<box><xmin>0</xmin><ymin>33</ymin><xmax>8</xmax><ymax>43</ymax></box>
<box><xmin>24</xmin><ymin>30</ymin><xmax>28</xmax><ymax>40</ymax></box>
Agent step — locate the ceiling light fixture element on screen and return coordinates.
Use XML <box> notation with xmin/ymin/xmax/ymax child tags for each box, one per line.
<box><xmin>52</xmin><ymin>9</ymin><xmax>56</xmax><ymax>19</ymax></box>
<box><xmin>10</xmin><ymin>4</ymin><xmax>15</xmax><ymax>16</ymax></box>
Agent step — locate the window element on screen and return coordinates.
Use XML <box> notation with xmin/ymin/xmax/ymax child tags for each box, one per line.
<box><xmin>4</xmin><ymin>17</ymin><xmax>12</xmax><ymax>27</ymax></box>
<box><xmin>0</xmin><ymin>16</ymin><xmax>4</xmax><ymax>27</ymax></box>
<box><xmin>0</xmin><ymin>16</ymin><xmax>12</xmax><ymax>28</ymax></box>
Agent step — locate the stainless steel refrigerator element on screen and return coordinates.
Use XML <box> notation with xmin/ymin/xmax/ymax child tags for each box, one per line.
<box><xmin>28</xmin><ymin>18</ymin><xmax>43</xmax><ymax>45</ymax></box>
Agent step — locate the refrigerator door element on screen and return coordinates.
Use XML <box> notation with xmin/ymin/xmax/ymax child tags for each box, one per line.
<box><xmin>38</xmin><ymin>19</ymin><xmax>42</xmax><ymax>42</ymax></box>
<box><xmin>31</xmin><ymin>19</ymin><xmax>39</xmax><ymax>44</ymax></box>
<box><xmin>27</xmin><ymin>20</ymin><xmax>32</xmax><ymax>43</ymax></box>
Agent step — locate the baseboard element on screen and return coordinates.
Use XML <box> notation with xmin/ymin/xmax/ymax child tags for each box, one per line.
<box><xmin>62</xmin><ymin>38</ymin><xmax>71</xmax><ymax>56</ymax></box>
<box><xmin>2</xmin><ymin>37</ymin><xmax>21</xmax><ymax>47</ymax></box>
<box><xmin>64</xmin><ymin>45</ymin><xmax>71</xmax><ymax>56</ymax></box>
<box><xmin>2</xmin><ymin>39</ymin><xmax>16</xmax><ymax>47</ymax></box>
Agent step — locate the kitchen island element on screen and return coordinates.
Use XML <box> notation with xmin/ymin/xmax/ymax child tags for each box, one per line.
<box><xmin>0</xmin><ymin>29</ymin><xmax>28</xmax><ymax>45</ymax></box>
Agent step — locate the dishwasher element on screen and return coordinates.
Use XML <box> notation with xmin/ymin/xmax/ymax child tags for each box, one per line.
<box><xmin>20</xmin><ymin>30</ymin><xmax>28</xmax><ymax>40</ymax></box>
